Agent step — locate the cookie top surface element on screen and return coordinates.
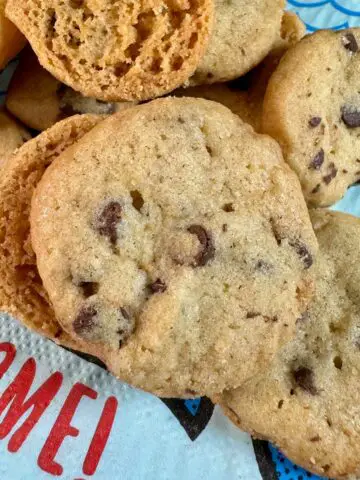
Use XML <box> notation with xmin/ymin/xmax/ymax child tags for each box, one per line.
<box><xmin>262</xmin><ymin>29</ymin><xmax>360</xmax><ymax>207</ymax></box>
<box><xmin>0</xmin><ymin>114</ymin><xmax>103</xmax><ymax>350</ymax></box>
<box><xmin>176</xmin><ymin>12</ymin><xmax>305</xmax><ymax>132</ymax></box>
<box><xmin>0</xmin><ymin>110</ymin><xmax>30</xmax><ymax>167</ymax></box>
<box><xmin>31</xmin><ymin>97</ymin><xmax>317</xmax><ymax>398</ymax></box>
<box><xmin>6</xmin><ymin>0</ymin><xmax>213</xmax><ymax>101</ymax></box>
<box><xmin>189</xmin><ymin>0</ymin><xmax>285</xmax><ymax>85</ymax></box>
<box><xmin>218</xmin><ymin>210</ymin><xmax>360</xmax><ymax>479</ymax></box>
<box><xmin>6</xmin><ymin>48</ymin><xmax>135</xmax><ymax>131</ymax></box>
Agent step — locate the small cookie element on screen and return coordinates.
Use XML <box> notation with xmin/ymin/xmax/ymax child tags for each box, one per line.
<box><xmin>262</xmin><ymin>29</ymin><xmax>360</xmax><ymax>207</ymax></box>
<box><xmin>31</xmin><ymin>97</ymin><xmax>317</xmax><ymax>398</ymax></box>
<box><xmin>0</xmin><ymin>0</ymin><xmax>26</xmax><ymax>69</ymax></box>
<box><xmin>0</xmin><ymin>114</ymin><xmax>103</xmax><ymax>350</ymax></box>
<box><xmin>6</xmin><ymin>0</ymin><xmax>213</xmax><ymax>101</ymax></box>
<box><xmin>175</xmin><ymin>12</ymin><xmax>305</xmax><ymax>131</ymax></box>
<box><xmin>0</xmin><ymin>110</ymin><xmax>30</xmax><ymax>168</ymax></box>
<box><xmin>217</xmin><ymin>210</ymin><xmax>360</xmax><ymax>479</ymax></box>
<box><xmin>6</xmin><ymin>48</ymin><xmax>134</xmax><ymax>131</ymax></box>
<box><xmin>189</xmin><ymin>0</ymin><xmax>285</xmax><ymax>85</ymax></box>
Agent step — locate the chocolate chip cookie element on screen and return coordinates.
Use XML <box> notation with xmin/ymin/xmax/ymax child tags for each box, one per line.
<box><xmin>263</xmin><ymin>29</ymin><xmax>360</xmax><ymax>206</ymax></box>
<box><xmin>31</xmin><ymin>97</ymin><xmax>317</xmax><ymax>398</ymax></box>
<box><xmin>217</xmin><ymin>209</ymin><xmax>360</xmax><ymax>479</ymax></box>
<box><xmin>0</xmin><ymin>110</ymin><xmax>30</xmax><ymax>168</ymax></box>
<box><xmin>6</xmin><ymin>48</ymin><xmax>134</xmax><ymax>131</ymax></box>
<box><xmin>6</xmin><ymin>0</ymin><xmax>213</xmax><ymax>101</ymax></box>
<box><xmin>176</xmin><ymin>12</ymin><xmax>305</xmax><ymax>131</ymax></box>
<box><xmin>189</xmin><ymin>0</ymin><xmax>285</xmax><ymax>85</ymax></box>
<box><xmin>0</xmin><ymin>114</ymin><xmax>103</xmax><ymax>350</ymax></box>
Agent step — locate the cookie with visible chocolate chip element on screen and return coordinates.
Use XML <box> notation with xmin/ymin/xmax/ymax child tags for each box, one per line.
<box><xmin>31</xmin><ymin>97</ymin><xmax>317</xmax><ymax>398</ymax></box>
<box><xmin>6</xmin><ymin>0</ymin><xmax>213</xmax><ymax>101</ymax></box>
<box><xmin>217</xmin><ymin>210</ymin><xmax>360</xmax><ymax>479</ymax></box>
<box><xmin>0</xmin><ymin>114</ymin><xmax>103</xmax><ymax>350</ymax></box>
<box><xmin>6</xmin><ymin>48</ymin><xmax>134</xmax><ymax>131</ymax></box>
<box><xmin>263</xmin><ymin>29</ymin><xmax>360</xmax><ymax>207</ymax></box>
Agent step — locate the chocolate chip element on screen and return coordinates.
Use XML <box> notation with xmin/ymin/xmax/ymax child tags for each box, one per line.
<box><xmin>292</xmin><ymin>367</ymin><xmax>318</xmax><ymax>395</ymax></box>
<box><xmin>310</xmin><ymin>435</ymin><xmax>321</xmax><ymax>442</ymax></box>
<box><xmin>73</xmin><ymin>305</ymin><xmax>97</xmax><ymax>335</ymax></box>
<box><xmin>222</xmin><ymin>203</ymin><xmax>234</xmax><ymax>212</ymax></box>
<box><xmin>323</xmin><ymin>162</ymin><xmax>338</xmax><ymax>185</ymax></box>
<box><xmin>246</xmin><ymin>312</ymin><xmax>260</xmax><ymax>319</ymax></box>
<box><xmin>255</xmin><ymin>260</ymin><xmax>272</xmax><ymax>273</ymax></box>
<box><xmin>187</xmin><ymin>225</ymin><xmax>215</xmax><ymax>267</ymax></box>
<box><xmin>117</xmin><ymin>307</ymin><xmax>135</xmax><ymax>348</ymax></box>
<box><xmin>222</xmin><ymin>224</ymin><xmax>228</xmax><ymax>232</ymax></box>
<box><xmin>309</xmin><ymin>117</ymin><xmax>321</xmax><ymax>128</ymax></box>
<box><xmin>342</xmin><ymin>33</ymin><xmax>359</xmax><ymax>53</ymax></box>
<box><xmin>149</xmin><ymin>279</ymin><xmax>167</xmax><ymax>293</ymax></box>
<box><xmin>341</xmin><ymin>105</ymin><xmax>360</xmax><ymax>128</ymax></box>
<box><xmin>130</xmin><ymin>190</ymin><xmax>144</xmax><ymax>211</ymax></box>
<box><xmin>311</xmin><ymin>184</ymin><xmax>321</xmax><ymax>194</ymax></box>
<box><xmin>309</xmin><ymin>149</ymin><xmax>324</xmax><ymax>170</ymax></box>
<box><xmin>95</xmin><ymin>201</ymin><xmax>122</xmax><ymax>245</ymax></box>
<box><xmin>333</xmin><ymin>355</ymin><xmax>342</xmax><ymax>369</ymax></box>
<box><xmin>79</xmin><ymin>281</ymin><xmax>99</xmax><ymax>298</ymax></box>
<box><xmin>289</xmin><ymin>239</ymin><xmax>313</xmax><ymax>269</ymax></box>
<box><xmin>269</xmin><ymin>217</ymin><xmax>282</xmax><ymax>245</ymax></box>
<box><xmin>120</xmin><ymin>306</ymin><xmax>130</xmax><ymax>320</ymax></box>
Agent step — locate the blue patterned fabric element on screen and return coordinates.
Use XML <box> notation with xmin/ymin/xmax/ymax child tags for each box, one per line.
<box><xmin>287</xmin><ymin>0</ymin><xmax>360</xmax><ymax>31</ymax></box>
<box><xmin>270</xmin><ymin>445</ymin><xmax>324</xmax><ymax>480</ymax></box>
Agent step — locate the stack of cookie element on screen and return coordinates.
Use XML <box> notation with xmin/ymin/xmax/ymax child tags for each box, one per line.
<box><xmin>0</xmin><ymin>1</ymin><xmax>360</xmax><ymax>478</ymax></box>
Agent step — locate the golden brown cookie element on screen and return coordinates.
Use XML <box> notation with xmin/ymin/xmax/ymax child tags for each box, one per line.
<box><xmin>6</xmin><ymin>48</ymin><xmax>134</xmax><ymax>131</ymax></box>
<box><xmin>0</xmin><ymin>114</ymin><xmax>103</xmax><ymax>350</ymax></box>
<box><xmin>217</xmin><ymin>210</ymin><xmax>360</xmax><ymax>479</ymax></box>
<box><xmin>31</xmin><ymin>98</ymin><xmax>317</xmax><ymax>398</ymax></box>
<box><xmin>0</xmin><ymin>0</ymin><xmax>26</xmax><ymax>69</ymax></box>
<box><xmin>175</xmin><ymin>12</ymin><xmax>305</xmax><ymax>131</ymax></box>
<box><xmin>262</xmin><ymin>29</ymin><xmax>360</xmax><ymax>206</ymax></box>
<box><xmin>6</xmin><ymin>0</ymin><xmax>213</xmax><ymax>101</ymax></box>
<box><xmin>0</xmin><ymin>110</ymin><xmax>30</xmax><ymax>168</ymax></box>
<box><xmin>189</xmin><ymin>0</ymin><xmax>285</xmax><ymax>85</ymax></box>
